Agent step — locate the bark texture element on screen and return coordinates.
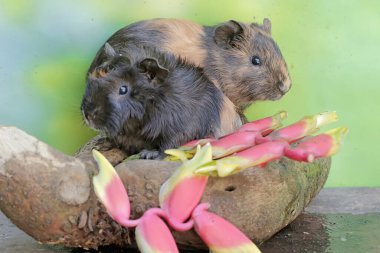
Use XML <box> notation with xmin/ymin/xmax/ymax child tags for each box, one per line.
<box><xmin>0</xmin><ymin>126</ymin><xmax>330</xmax><ymax>249</ymax></box>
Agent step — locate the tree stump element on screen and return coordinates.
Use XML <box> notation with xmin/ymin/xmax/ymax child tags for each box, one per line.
<box><xmin>0</xmin><ymin>126</ymin><xmax>330</xmax><ymax>250</ymax></box>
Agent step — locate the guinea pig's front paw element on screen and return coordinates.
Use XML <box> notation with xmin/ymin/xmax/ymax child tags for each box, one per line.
<box><xmin>138</xmin><ymin>149</ymin><xmax>164</xmax><ymax>160</ymax></box>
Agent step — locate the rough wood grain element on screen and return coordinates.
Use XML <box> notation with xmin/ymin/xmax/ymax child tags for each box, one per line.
<box><xmin>0</xmin><ymin>126</ymin><xmax>330</xmax><ymax>249</ymax></box>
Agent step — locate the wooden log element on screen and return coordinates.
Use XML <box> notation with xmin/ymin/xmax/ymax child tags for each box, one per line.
<box><xmin>0</xmin><ymin>126</ymin><xmax>330</xmax><ymax>250</ymax></box>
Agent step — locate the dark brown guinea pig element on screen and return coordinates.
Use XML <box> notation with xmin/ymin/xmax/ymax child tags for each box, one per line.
<box><xmin>81</xmin><ymin>45</ymin><xmax>241</xmax><ymax>159</ymax></box>
<box><xmin>88</xmin><ymin>18</ymin><xmax>291</xmax><ymax>110</ymax></box>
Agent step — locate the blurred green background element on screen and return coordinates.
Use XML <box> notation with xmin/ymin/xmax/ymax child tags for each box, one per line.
<box><xmin>0</xmin><ymin>0</ymin><xmax>379</xmax><ymax>187</ymax></box>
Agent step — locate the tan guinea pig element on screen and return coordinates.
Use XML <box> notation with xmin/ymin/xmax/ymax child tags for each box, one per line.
<box><xmin>88</xmin><ymin>18</ymin><xmax>292</xmax><ymax>111</ymax></box>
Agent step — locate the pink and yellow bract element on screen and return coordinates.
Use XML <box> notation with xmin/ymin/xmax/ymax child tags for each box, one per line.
<box><xmin>167</xmin><ymin>111</ymin><xmax>287</xmax><ymax>161</ymax></box>
<box><xmin>160</xmin><ymin>145</ymin><xmax>212</xmax><ymax>225</ymax></box>
<box><xmin>256</xmin><ymin>111</ymin><xmax>338</xmax><ymax>144</ymax></box>
<box><xmin>238</xmin><ymin>111</ymin><xmax>287</xmax><ymax>133</ymax></box>
<box><xmin>210</xmin><ymin>131</ymin><xmax>259</xmax><ymax>159</ymax></box>
<box><xmin>91</xmin><ymin>111</ymin><xmax>347</xmax><ymax>253</ymax></box>
<box><xmin>92</xmin><ymin>149</ymin><xmax>137</xmax><ymax>227</ymax></box>
<box><xmin>285</xmin><ymin>127</ymin><xmax>348</xmax><ymax>162</ymax></box>
<box><xmin>196</xmin><ymin>141</ymin><xmax>289</xmax><ymax>177</ymax></box>
<box><xmin>192</xmin><ymin>203</ymin><xmax>261</xmax><ymax>253</ymax></box>
<box><xmin>135</xmin><ymin>209</ymin><xmax>179</xmax><ymax>253</ymax></box>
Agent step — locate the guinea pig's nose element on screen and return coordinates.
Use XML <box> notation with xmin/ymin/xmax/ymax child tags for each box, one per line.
<box><xmin>86</xmin><ymin>109</ymin><xmax>99</xmax><ymax>122</ymax></box>
<box><xmin>277</xmin><ymin>81</ymin><xmax>291</xmax><ymax>94</ymax></box>
<box><xmin>82</xmin><ymin>109</ymin><xmax>91</xmax><ymax>121</ymax></box>
<box><xmin>81</xmin><ymin>101</ymin><xmax>96</xmax><ymax>120</ymax></box>
<box><xmin>87</xmin><ymin>112</ymin><xmax>95</xmax><ymax>121</ymax></box>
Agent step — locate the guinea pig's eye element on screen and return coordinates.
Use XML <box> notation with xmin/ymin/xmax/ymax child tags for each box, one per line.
<box><xmin>251</xmin><ymin>56</ymin><xmax>261</xmax><ymax>66</ymax></box>
<box><xmin>119</xmin><ymin>85</ymin><xmax>129</xmax><ymax>95</ymax></box>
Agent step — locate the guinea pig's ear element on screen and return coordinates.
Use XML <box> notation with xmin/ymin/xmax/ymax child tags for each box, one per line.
<box><xmin>261</xmin><ymin>18</ymin><xmax>272</xmax><ymax>34</ymax></box>
<box><xmin>104</xmin><ymin>43</ymin><xmax>117</xmax><ymax>58</ymax></box>
<box><xmin>138</xmin><ymin>58</ymin><xmax>169</xmax><ymax>83</ymax></box>
<box><xmin>214</xmin><ymin>20</ymin><xmax>244</xmax><ymax>49</ymax></box>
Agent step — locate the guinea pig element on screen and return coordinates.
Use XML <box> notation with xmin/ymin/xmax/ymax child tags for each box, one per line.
<box><xmin>81</xmin><ymin>45</ymin><xmax>242</xmax><ymax>159</ymax></box>
<box><xmin>88</xmin><ymin>18</ymin><xmax>292</xmax><ymax>110</ymax></box>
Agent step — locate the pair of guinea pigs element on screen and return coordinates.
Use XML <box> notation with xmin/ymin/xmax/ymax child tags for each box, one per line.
<box><xmin>81</xmin><ymin>18</ymin><xmax>292</xmax><ymax>159</ymax></box>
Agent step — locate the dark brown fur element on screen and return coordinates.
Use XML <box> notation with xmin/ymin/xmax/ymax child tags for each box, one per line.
<box><xmin>82</xmin><ymin>46</ymin><xmax>241</xmax><ymax>159</ymax></box>
<box><xmin>88</xmin><ymin>18</ymin><xmax>291</xmax><ymax>110</ymax></box>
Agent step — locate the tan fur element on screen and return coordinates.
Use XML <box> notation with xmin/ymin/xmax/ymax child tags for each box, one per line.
<box><xmin>89</xmin><ymin>69</ymin><xmax>107</xmax><ymax>79</ymax></box>
<box><xmin>210</xmin><ymin>22</ymin><xmax>291</xmax><ymax>107</ymax></box>
<box><xmin>147</xmin><ymin>19</ymin><xmax>207</xmax><ymax>67</ymax></box>
<box><xmin>216</xmin><ymin>96</ymin><xmax>242</xmax><ymax>137</ymax></box>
